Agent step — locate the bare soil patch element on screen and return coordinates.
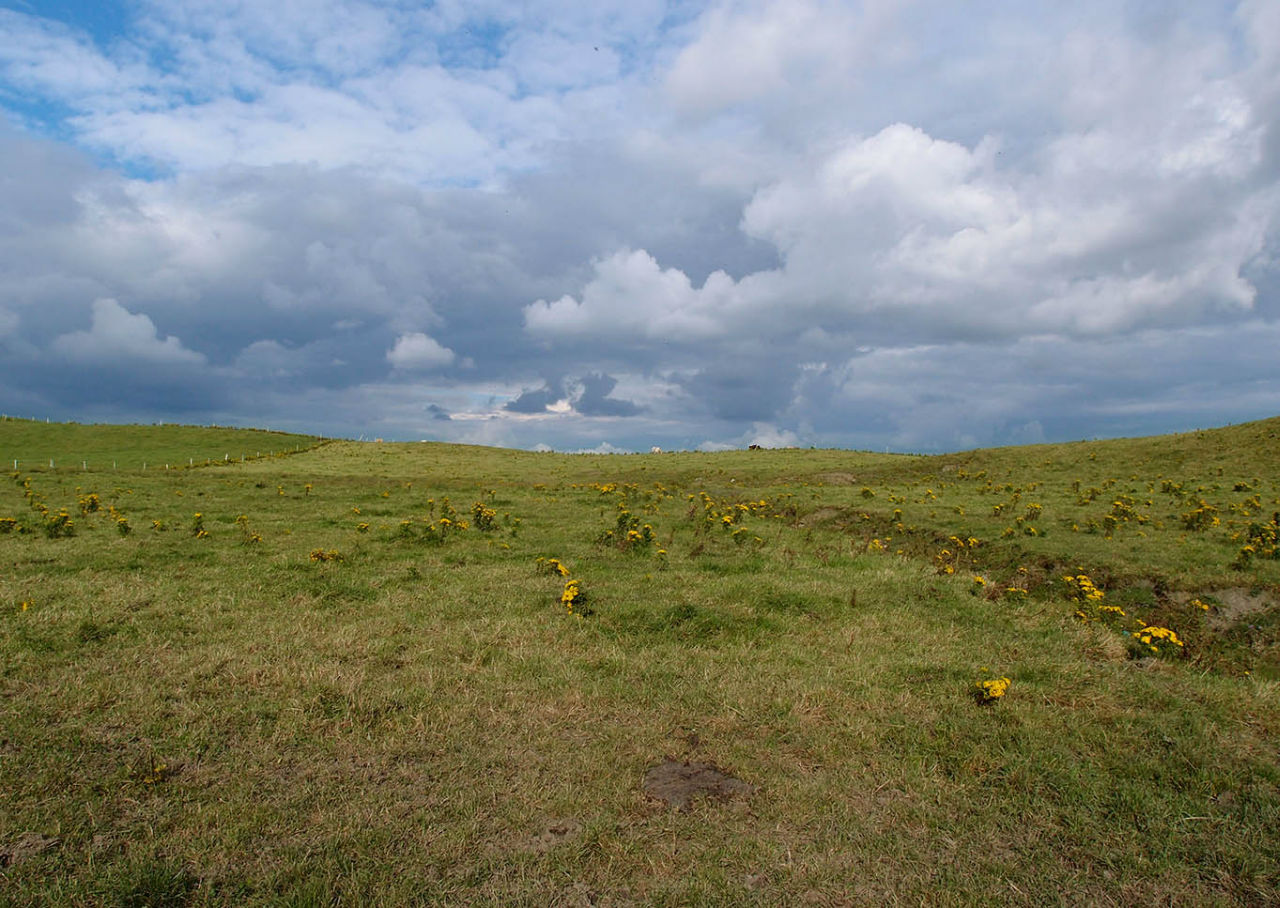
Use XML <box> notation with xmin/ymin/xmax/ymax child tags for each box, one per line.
<box><xmin>642</xmin><ymin>759</ymin><xmax>753</xmax><ymax>811</ymax></box>
<box><xmin>0</xmin><ymin>833</ymin><xmax>58</xmax><ymax>868</ymax></box>
<box><xmin>798</xmin><ymin>507</ymin><xmax>843</xmax><ymax>528</ymax></box>
<box><xmin>520</xmin><ymin>819</ymin><xmax>582</xmax><ymax>854</ymax></box>
<box><xmin>1173</xmin><ymin>588</ymin><xmax>1278</xmax><ymax>630</ymax></box>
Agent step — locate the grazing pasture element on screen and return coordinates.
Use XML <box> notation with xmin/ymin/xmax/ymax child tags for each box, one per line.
<box><xmin>2</xmin><ymin>416</ymin><xmax>1279</xmax><ymax>905</ymax></box>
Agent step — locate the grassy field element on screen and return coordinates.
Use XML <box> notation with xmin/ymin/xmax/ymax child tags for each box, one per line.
<box><xmin>2</xmin><ymin>416</ymin><xmax>1279</xmax><ymax>905</ymax></box>
<box><xmin>0</xmin><ymin>418</ymin><xmax>324</xmax><ymax>472</ymax></box>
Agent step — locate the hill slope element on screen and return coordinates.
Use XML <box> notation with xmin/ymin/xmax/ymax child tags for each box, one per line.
<box><xmin>1</xmin><ymin>417</ymin><xmax>1278</xmax><ymax>904</ymax></box>
<box><xmin>0</xmin><ymin>416</ymin><xmax>324</xmax><ymax>470</ymax></box>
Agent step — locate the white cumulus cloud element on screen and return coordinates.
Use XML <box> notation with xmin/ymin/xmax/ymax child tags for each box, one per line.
<box><xmin>386</xmin><ymin>332</ymin><xmax>455</xmax><ymax>371</ymax></box>
<box><xmin>51</xmin><ymin>298</ymin><xmax>205</xmax><ymax>366</ymax></box>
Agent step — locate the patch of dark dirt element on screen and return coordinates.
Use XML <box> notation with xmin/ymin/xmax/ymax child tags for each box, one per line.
<box><xmin>1176</xmin><ymin>588</ymin><xmax>1279</xmax><ymax>630</ymax></box>
<box><xmin>0</xmin><ymin>832</ymin><xmax>58</xmax><ymax>868</ymax></box>
<box><xmin>798</xmin><ymin>507</ymin><xmax>843</xmax><ymax>528</ymax></box>
<box><xmin>520</xmin><ymin>819</ymin><xmax>582</xmax><ymax>854</ymax></box>
<box><xmin>642</xmin><ymin>759</ymin><xmax>753</xmax><ymax>811</ymax></box>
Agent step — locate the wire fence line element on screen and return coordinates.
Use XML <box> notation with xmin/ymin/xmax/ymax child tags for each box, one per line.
<box><xmin>7</xmin><ymin>444</ymin><xmax>331</xmax><ymax>474</ymax></box>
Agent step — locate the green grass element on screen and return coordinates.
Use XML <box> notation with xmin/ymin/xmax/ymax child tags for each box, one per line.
<box><xmin>2</xmin><ymin>417</ymin><xmax>1279</xmax><ymax>904</ymax></box>
<box><xmin>0</xmin><ymin>416</ymin><xmax>323</xmax><ymax>471</ymax></box>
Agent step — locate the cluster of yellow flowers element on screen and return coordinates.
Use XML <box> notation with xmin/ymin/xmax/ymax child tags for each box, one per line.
<box><xmin>560</xmin><ymin>579</ymin><xmax>585</xmax><ymax>615</ymax></box>
<box><xmin>471</xmin><ymin>502</ymin><xmax>498</xmax><ymax>532</ymax></box>
<box><xmin>1132</xmin><ymin>624</ymin><xmax>1184</xmax><ymax>655</ymax></box>
<box><xmin>139</xmin><ymin>758</ymin><xmax>169</xmax><ymax>785</ymax></box>
<box><xmin>233</xmin><ymin>514</ymin><xmax>263</xmax><ymax>544</ymax></box>
<box><xmin>1180</xmin><ymin>500</ymin><xmax>1220</xmax><ymax>531</ymax></box>
<box><xmin>628</xmin><ymin>524</ymin><xmax>657</xmax><ymax>547</ymax></box>
<box><xmin>974</xmin><ymin>676</ymin><xmax>1011</xmax><ymax>703</ymax></box>
<box><xmin>44</xmin><ymin>509</ymin><xmax>75</xmax><ymax>538</ymax></box>
<box><xmin>599</xmin><ymin>508</ymin><xmax>659</xmax><ymax>553</ymax></box>
<box><xmin>1063</xmin><ymin>573</ymin><xmax>1105</xmax><ymax>603</ymax></box>
<box><xmin>309</xmin><ymin>549</ymin><xmax>343</xmax><ymax>563</ymax></box>
<box><xmin>935</xmin><ymin>535</ymin><xmax>979</xmax><ymax>575</ymax></box>
<box><xmin>691</xmin><ymin>492</ymin><xmax>772</xmax><ymax>529</ymax></box>
<box><xmin>536</xmin><ymin>556</ymin><xmax>571</xmax><ymax>577</ymax></box>
<box><xmin>535</xmin><ymin>557</ymin><xmax>591</xmax><ymax>617</ymax></box>
<box><xmin>1231</xmin><ymin>514</ymin><xmax>1279</xmax><ymax>569</ymax></box>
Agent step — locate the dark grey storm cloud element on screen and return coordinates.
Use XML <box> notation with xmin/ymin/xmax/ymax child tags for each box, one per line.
<box><xmin>573</xmin><ymin>373</ymin><xmax>643</xmax><ymax>417</ymax></box>
<box><xmin>504</xmin><ymin>380</ymin><xmax>566</xmax><ymax>414</ymax></box>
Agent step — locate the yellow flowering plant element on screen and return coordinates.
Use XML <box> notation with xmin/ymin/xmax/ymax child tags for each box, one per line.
<box><xmin>1063</xmin><ymin>573</ymin><xmax>1105</xmax><ymax>603</ymax></box>
<box><xmin>1128</xmin><ymin>624</ymin><xmax>1185</xmax><ymax>658</ymax></box>
<box><xmin>45</xmin><ymin>509</ymin><xmax>75</xmax><ymax>538</ymax></box>
<box><xmin>560</xmin><ymin>579</ymin><xmax>591</xmax><ymax>616</ymax></box>
<box><xmin>973</xmin><ymin>675</ymin><xmax>1011</xmax><ymax>704</ymax></box>
<box><xmin>536</xmin><ymin>557</ymin><xmax>571</xmax><ymax>577</ymax></box>
<box><xmin>471</xmin><ymin>502</ymin><xmax>498</xmax><ymax>532</ymax></box>
<box><xmin>934</xmin><ymin>535</ymin><xmax>979</xmax><ymax>575</ymax></box>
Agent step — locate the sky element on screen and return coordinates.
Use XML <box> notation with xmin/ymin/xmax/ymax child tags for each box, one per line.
<box><xmin>1</xmin><ymin>0</ymin><xmax>1277</xmax><ymax>453</ymax></box>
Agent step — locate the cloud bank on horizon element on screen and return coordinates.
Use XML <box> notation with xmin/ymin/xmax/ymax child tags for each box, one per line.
<box><xmin>1</xmin><ymin>0</ymin><xmax>1277</xmax><ymax>452</ymax></box>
